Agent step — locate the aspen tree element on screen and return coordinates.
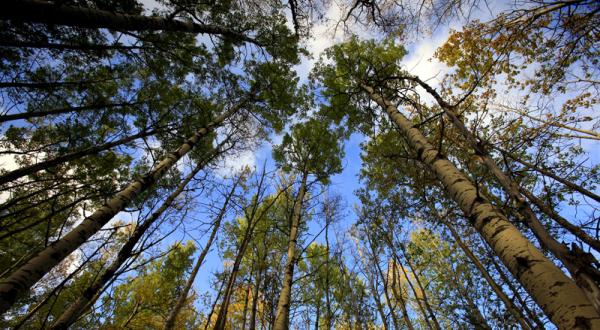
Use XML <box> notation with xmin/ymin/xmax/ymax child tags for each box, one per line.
<box><xmin>315</xmin><ymin>38</ymin><xmax>600</xmax><ymax>329</ymax></box>
<box><xmin>271</xmin><ymin>119</ymin><xmax>344</xmax><ymax>330</ymax></box>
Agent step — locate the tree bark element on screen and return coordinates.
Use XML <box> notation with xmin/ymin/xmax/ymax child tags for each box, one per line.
<box><xmin>389</xmin><ymin>259</ymin><xmax>418</xmax><ymax>330</ymax></box>
<box><xmin>407</xmin><ymin>76</ymin><xmax>600</xmax><ymax>312</ymax></box>
<box><xmin>2</xmin><ymin>0</ymin><xmax>262</xmax><ymax>46</ymax></box>
<box><xmin>397</xmin><ymin>244</ymin><xmax>441</xmax><ymax>330</ymax></box>
<box><xmin>372</xmin><ymin>250</ymin><xmax>403</xmax><ymax>330</ymax></box>
<box><xmin>362</xmin><ymin>83</ymin><xmax>600</xmax><ymax>329</ymax></box>
<box><xmin>162</xmin><ymin>178</ymin><xmax>238</xmax><ymax>330</ymax></box>
<box><xmin>497</xmin><ymin>148</ymin><xmax>600</xmax><ymax>203</ymax></box>
<box><xmin>0</xmin><ymin>101</ymin><xmax>141</xmax><ymax>123</ymax></box>
<box><xmin>0</xmin><ymin>100</ymin><xmax>245</xmax><ymax>314</ymax></box>
<box><xmin>241</xmin><ymin>274</ymin><xmax>252</xmax><ymax>330</ymax></box>
<box><xmin>486</xmin><ymin>250</ymin><xmax>546</xmax><ymax>329</ymax></box>
<box><xmin>0</xmin><ymin>80</ymin><xmax>113</xmax><ymax>89</ymax></box>
<box><xmin>213</xmin><ymin>171</ymin><xmax>276</xmax><ymax>329</ymax></box>
<box><xmin>248</xmin><ymin>266</ymin><xmax>264</xmax><ymax>330</ymax></box>
<box><xmin>0</xmin><ymin>39</ymin><xmax>146</xmax><ymax>52</ymax></box>
<box><xmin>273</xmin><ymin>170</ymin><xmax>309</xmax><ymax>330</ymax></box>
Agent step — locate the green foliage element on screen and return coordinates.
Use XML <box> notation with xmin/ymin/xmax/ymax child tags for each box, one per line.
<box><xmin>312</xmin><ymin>37</ymin><xmax>407</xmax><ymax>133</ymax></box>
<box><xmin>99</xmin><ymin>241</ymin><xmax>200</xmax><ymax>329</ymax></box>
<box><xmin>272</xmin><ymin>119</ymin><xmax>344</xmax><ymax>183</ymax></box>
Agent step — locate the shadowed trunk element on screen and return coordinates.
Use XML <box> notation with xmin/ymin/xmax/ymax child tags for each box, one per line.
<box><xmin>0</xmin><ymin>101</ymin><xmax>142</xmax><ymax>123</ymax></box>
<box><xmin>0</xmin><ymin>128</ymin><xmax>158</xmax><ymax>186</ymax></box>
<box><xmin>408</xmin><ymin>76</ymin><xmax>600</xmax><ymax>309</ymax></box>
<box><xmin>441</xmin><ymin>217</ymin><xmax>532</xmax><ymax>329</ymax></box>
<box><xmin>49</xmin><ymin>144</ymin><xmax>226</xmax><ymax>329</ymax></box>
<box><xmin>2</xmin><ymin>0</ymin><xmax>262</xmax><ymax>46</ymax></box>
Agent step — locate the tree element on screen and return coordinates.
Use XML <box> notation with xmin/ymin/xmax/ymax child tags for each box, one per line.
<box><xmin>271</xmin><ymin>119</ymin><xmax>344</xmax><ymax>330</ymax></box>
<box><xmin>314</xmin><ymin>37</ymin><xmax>600</xmax><ymax>328</ymax></box>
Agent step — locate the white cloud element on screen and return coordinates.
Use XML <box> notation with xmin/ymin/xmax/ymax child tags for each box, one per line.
<box><xmin>215</xmin><ymin>149</ymin><xmax>256</xmax><ymax>178</ymax></box>
<box><xmin>402</xmin><ymin>31</ymin><xmax>450</xmax><ymax>87</ymax></box>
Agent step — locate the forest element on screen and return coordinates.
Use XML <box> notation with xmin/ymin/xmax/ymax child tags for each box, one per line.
<box><xmin>0</xmin><ymin>0</ymin><xmax>599</xmax><ymax>329</ymax></box>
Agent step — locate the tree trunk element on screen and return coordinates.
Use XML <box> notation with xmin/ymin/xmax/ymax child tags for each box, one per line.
<box><xmin>324</xmin><ymin>214</ymin><xmax>332</xmax><ymax>330</ymax></box>
<box><xmin>486</xmin><ymin>250</ymin><xmax>546</xmax><ymax>329</ymax></box>
<box><xmin>0</xmin><ymin>39</ymin><xmax>146</xmax><ymax>52</ymax></box>
<box><xmin>367</xmin><ymin>266</ymin><xmax>389</xmax><ymax>330</ymax></box>
<box><xmin>496</xmin><ymin>146</ymin><xmax>600</xmax><ymax>203</ymax></box>
<box><xmin>241</xmin><ymin>274</ymin><xmax>252</xmax><ymax>330</ymax></box>
<box><xmin>273</xmin><ymin>170</ymin><xmax>309</xmax><ymax>330</ymax></box>
<box><xmin>362</xmin><ymin>83</ymin><xmax>600</xmax><ymax>329</ymax></box>
<box><xmin>314</xmin><ymin>296</ymin><xmax>321</xmax><ymax>330</ymax></box>
<box><xmin>249</xmin><ymin>266</ymin><xmax>264</xmax><ymax>330</ymax></box>
<box><xmin>2</xmin><ymin>0</ymin><xmax>262</xmax><ymax>46</ymax></box>
<box><xmin>397</xmin><ymin>243</ymin><xmax>441</xmax><ymax>330</ymax></box>
<box><xmin>49</xmin><ymin>146</ymin><xmax>223</xmax><ymax>329</ymax></box>
<box><xmin>162</xmin><ymin>178</ymin><xmax>238</xmax><ymax>330</ymax></box>
<box><xmin>520</xmin><ymin>183</ymin><xmax>600</xmax><ymax>253</ymax></box>
<box><xmin>410</xmin><ymin>76</ymin><xmax>600</xmax><ymax>312</ymax></box>
<box><xmin>214</xmin><ymin>172</ymin><xmax>276</xmax><ymax>329</ymax></box>
<box><xmin>0</xmin><ymin>79</ymin><xmax>114</xmax><ymax>89</ymax></box>
<box><xmin>389</xmin><ymin>259</ymin><xmax>417</xmax><ymax>330</ymax></box>
<box><xmin>373</xmin><ymin>253</ymin><xmax>403</xmax><ymax>330</ymax></box>
<box><xmin>204</xmin><ymin>272</ymin><xmax>229</xmax><ymax>330</ymax></box>
<box><xmin>441</xmin><ymin>217</ymin><xmax>532</xmax><ymax>329</ymax></box>
<box><xmin>0</xmin><ymin>100</ymin><xmax>244</xmax><ymax>314</ymax></box>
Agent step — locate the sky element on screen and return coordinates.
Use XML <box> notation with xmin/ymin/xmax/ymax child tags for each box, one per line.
<box><xmin>124</xmin><ymin>0</ymin><xmax>478</xmax><ymax>302</ymax></box>
<box><xmin>184</xmin><ymin>1</ymin><xmax>461</xmax><ymax>299</ymax></box>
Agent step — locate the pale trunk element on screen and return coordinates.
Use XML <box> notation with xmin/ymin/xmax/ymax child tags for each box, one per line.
<box><xmin>441</xmin><ymin>217</ymin><xmax>532</xmax><ymax>329</ymax></box>
<box><xmin>486</xmin><ymin>251</ymin><xmax>546</xmax><ymax>329</ymax></box>
<box><xmin>50</xmin><ymin>148</ymin><xmax>222</xmax><ymax>329</ymax></box>
<box><xmin>397</xmin><ymin>244</ymin><xmax>442</xmax><ymax>330</ymax></box>
<box><xmin>414</xmin><ymin>77</ymin><xmax>600</xmax><ymax>309</ymax></box>
<box><xmin>0</xmin><ymin>128</ymin><xmax>158</xmax><ymax>186</ymax></box>
<box><xmin>497</xmin><ymin>147</ymin><xmax>600</xmax><ymax>203</ymax></box>
<box><xmin>389</xmin><ymin>259</ymin><xmax>416</xmax><ymax>330</ymax></box>
<box><xmin>410</xmin><ymin>76</ymin><xmax>600</xmax><ymax>251</ymax></box>
<box><xmin>214</xmin><ymin>181</ymin><xmax>272</xmax><ymax>330</ymax></box>
<box><xmin>362</xmin><ymin>84</ymin><xmax>600</xmax><ymax>329</ymax></box>
<box><xmin>273</xmin><ymin>171</ymin><xmax>309</xmax><ymax>330</ymax></box>
<box><xmin>3</xmin><ymin>0</ymin><xmax>261</xmax><ymax>46</ymax></box>
<box><xmin>0</xmin><ymin>101</ymin><xmax>142</xmax><ymax>123</ymax></box>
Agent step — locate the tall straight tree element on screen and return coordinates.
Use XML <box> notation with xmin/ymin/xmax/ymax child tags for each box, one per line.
<box><xmin>314</xmin><ymin>37</ymin><xmax>600</xmax><ymax>328</ymax></box>
<box><xmin>271</xmin><ymin>119</ymin><xmax>344</xmax><ymax>330</ymax></box>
